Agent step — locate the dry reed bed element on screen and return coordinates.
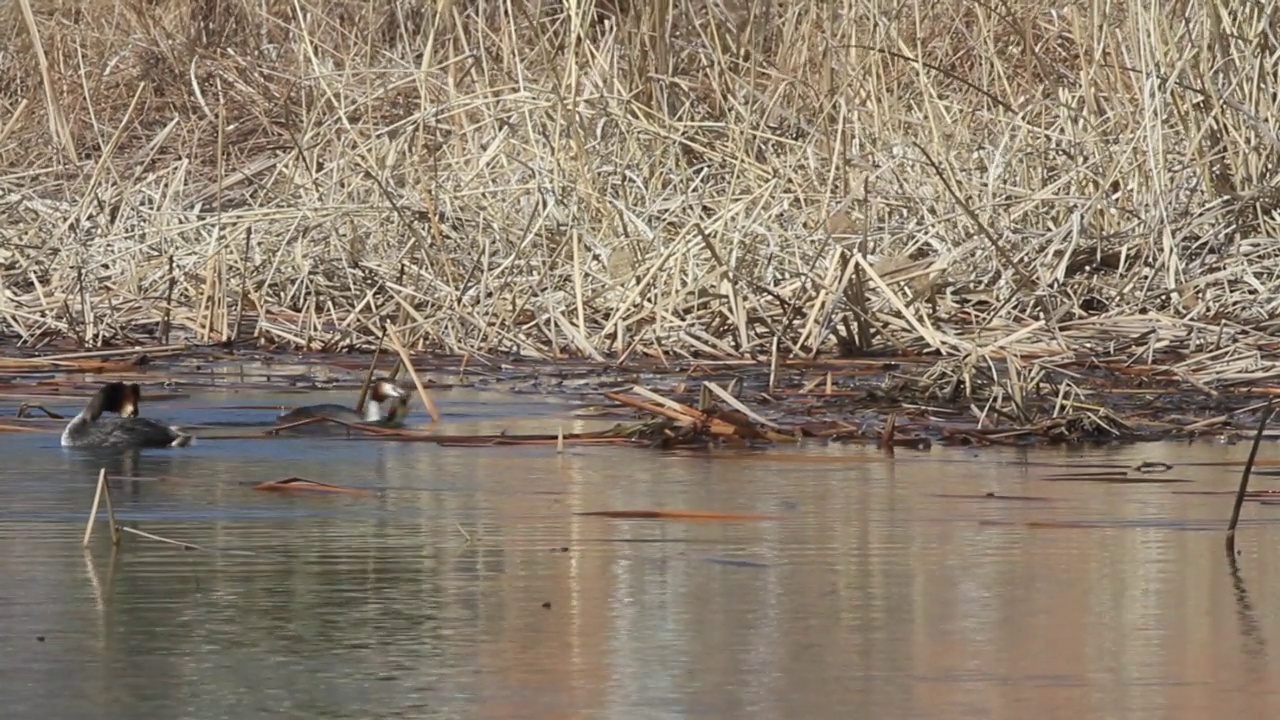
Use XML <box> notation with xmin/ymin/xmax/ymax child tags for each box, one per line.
<box><xmin>2</xmin><ymin>0</ymin><xmax>1280</xmax><ymax>388</ymax></box>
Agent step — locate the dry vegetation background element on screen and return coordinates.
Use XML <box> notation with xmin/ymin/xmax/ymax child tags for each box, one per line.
<box><xmin>2</xmin><ymin>0</ymin><xmax>1279</xmax><ymax>370</ymax></box>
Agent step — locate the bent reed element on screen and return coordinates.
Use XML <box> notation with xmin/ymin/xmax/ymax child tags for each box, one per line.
<box><xmin>2</xmin><ymin>1</ymin><xmax>1278</xmax><ymax>383</ymax></box>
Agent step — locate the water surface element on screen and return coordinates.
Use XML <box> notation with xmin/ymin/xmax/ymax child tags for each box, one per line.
<box><xmin>3</xmin><ymin>388</ymin><xmax>1280</xmax><ymax>719</ymax></box>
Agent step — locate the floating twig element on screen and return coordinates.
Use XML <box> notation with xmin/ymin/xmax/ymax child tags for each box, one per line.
<box><xmin>455</xmin><ymin>523</ymin><xmax>473</xmax><ymax>544</ymax></box>
<box><xmin>117</xmin><ymin>526</ymin><xmax>259</xmax><ymax>556</ymax></box>
<box><xmin>16</xmin><ymin>402</ymin><xmax>64</xmax><ymax>419</ymax></box>
<box><xmin>575</xmin><ymin>509</ymin><xmax>778</xmax><ymax>521</ymax></box>
<box><xmin>250</xmin><ymin>476</ymin><xmax>373</xmax><ymax>495</ymax></box>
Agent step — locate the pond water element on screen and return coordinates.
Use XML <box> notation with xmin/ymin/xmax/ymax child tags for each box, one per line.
<box><xmin>3</xmin><ymin>386</ymin><xmax>1280</xmax><ymax>719</ymax></box>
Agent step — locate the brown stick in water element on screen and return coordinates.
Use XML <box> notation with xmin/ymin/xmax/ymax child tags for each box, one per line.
<box><xmin>1226</xmin><ymin>399</ymin><xmax>1274</xmax><ymax>554</ymax></box>
<box><xmin>386</xmin><ymin>323</ymin><xmax>440</xmax><ymax>423</ymax></box>
<box><xmin>354</xmin><ymin>323</ymin><xmax>390</xmax><ymax>416</ymax></box>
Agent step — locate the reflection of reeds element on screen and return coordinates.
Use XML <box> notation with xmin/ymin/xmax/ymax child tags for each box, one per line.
<box><xmin>1226</xmin><ymin>550</ymin><xmax>1268</xmax><ymax>662</ymax></box>
<box><xmin>4</xmin><ymin>1</ymin><xmax>1280</xmax><ymax>374</ymax></box>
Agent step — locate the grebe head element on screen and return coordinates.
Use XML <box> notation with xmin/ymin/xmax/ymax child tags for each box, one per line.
<box><xmin>362</xmin><ymin>378</ymin><xmax>409</xmax><ymax>423</ymax></box>
<box><xmin>85</xmin><ymin>382</ymin><xmax>131</xmax><ymax>420</ymax></box>
<box><xmin>369</xmin><ymin>378</ymin><xmax>407</xmax><ymax>403</ymax></box>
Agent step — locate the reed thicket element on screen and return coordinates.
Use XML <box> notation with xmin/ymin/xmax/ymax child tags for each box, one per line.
<box><xmin>2</xmin><ymin>0</ymin><xmax>1278</xmax><ymax>369</ymax></box>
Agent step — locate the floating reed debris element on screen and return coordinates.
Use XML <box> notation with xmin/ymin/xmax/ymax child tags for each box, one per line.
<box><xmin>684</xmin><ymin>555</ymin><xmax>771</xmax><ymax>569</ymax></box>
<box><xmin>430</xmin><ymin>431</ymin><xmax>639</xmax><ymax>447</ymax></box>
<box><xmin>15</xmin><ymin>403</ymin><xmax>64</xmax><ymax>419</ymax></box>
<box><xmin>0</xmin><ymin>421</ymin><xmax>57</xmax><ymax>433</ymax></box>
<box><xmin>978</xmin><ymin>520</ymin><xmax>1166</xmax><ymax>531</ymax></box>
<box><xmin>1037</xmin><ymin>472</ymin><xmax>1195</xmax><ymax>485</ymax></box>
<box><xmin>6</xmin><ymin>338</ymin><xmax>1280</xmax><ymax>452</ymax></box>
<box><xmin>0</xmin><ymin>345</ymin><xmax>188</xmax><ymax>371</ymax></box>
<box><xmin>931</xmin><ymin>493</ymin><xmax>1055</xmax><ymax>503</ymax></box>
<box><xmin>250</xmin><ymin>477</ymin><xmax>373</xmax><ymax>496</ymax></box>
<box><xmin>1174</xmin><ymin>490</ymin><xmax>1280</xmax><ymax>500</ymax></box>
<box><xmin>267</xmin><ymin>414</ymin><xmax>361</xmax><ymax>434</ymax></box>
<box><xmin>268</xmin><ymin>417</ymin><xmax>644</xmax><ymax>446</ymax></box>
<box><xmin>115</xmin><ymin>526</ymin><xmax>260</xmax><ymax>556</ymax></box>
<box><xmin>603</xmin><ymin>385</ymin><xmax>790</xmax><ymax>447</ymax></box>
<box><xmin>575</xmin><ymin>509</ymin><xmax>778</xmax><ymax>521</ymax></box>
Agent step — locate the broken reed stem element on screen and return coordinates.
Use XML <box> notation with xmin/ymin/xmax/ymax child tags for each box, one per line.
<box><xmin>880</xmin><ymin>413</ymin><xmax>897</xmax><ymax>454</ymax></box>
<box><xmin>102</xmin><ymin>470</ymin><xmax>119</xmax><ymax>545</ymax></box>
<box><xmin>117</xmin><ymin>526</ymin><xmax>258</xmax><ymax>556</ymax></box>
<box><xmin>267</xmin><ymin>414</ymin><xmax>331</xmax><ymax>433</ymax></box>
<box><xmin>355</xmin><ymin>323</ymin><xmax>389</xmax><ymax>415</ymax></box>
<box><xmin>385</xmin><ymin>323</ymin><xmax>440</xmax><ymax>423</ymax></box>
<box><xmin>161</xmin><ymin>254</ymin><xmax>174</xmax><ymax>344</ymax></box>
<box><xmin>83</xmin><ymin>468</ymin><xmax>256</xmax><ymax>555</ymax></box>
<box><xmin>117</xmin><ymin>525</ymin><xmax>205</xmax><ymax>549</ymax></box>
<box><xmin>1226</xmin><ymin>399</ymin><xmax>1274</xmax><ymax>553</ymax></box>
<box><xmin>83</xmin><ymin>468</ymin><xmax>119</xmax><ymax>547</ymax></box>
<box><xmin>455</xmin><ymin>522</ymin><xmax>473</xmax><ymax>544</ymax></box>
<box><xmin>231</xmin><ymin>226</ymin><xmax>252</xmax><ymax>349</ymax></box>
<box><xmin>16</xmin><ymin>0</ymin><xmax>74</xmax><ymax>161</ymax></box>
<box><xmin>267</xmin><ymin>413</ymin><xmax>406</xmax><ymax>435</ymax></box>
<box><xmin>82</xmin><ymin>468</ymin><xmax>106</xmax><ymax>546</ymax></box>
<box><xmin>768</xmin><ymin>336</ymin><xmax>779</xmax><ymax>393</ymax></box>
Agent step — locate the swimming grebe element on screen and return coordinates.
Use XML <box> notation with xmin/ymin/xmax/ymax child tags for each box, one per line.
<box><xmin>276</xmin><ymin>378</ymin><xmax>410</xmax><ymax>427</ymax></box>
<box><xmin>61</xmin><ymin>382</ymin><xmax>193</xmax><ymax>448</ymax></box>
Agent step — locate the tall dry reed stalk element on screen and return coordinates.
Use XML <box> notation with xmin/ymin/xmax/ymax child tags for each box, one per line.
<box><xmin>2</xmin><ymin>0</ymin><xmax>1278</xmax><ymax>371</ymax></box>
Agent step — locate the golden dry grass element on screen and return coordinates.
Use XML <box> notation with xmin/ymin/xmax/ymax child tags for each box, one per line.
<box><xmin>2</xmin><ymin>0</ymin><xmax>1278</xmax><ymax>380</ymax></box>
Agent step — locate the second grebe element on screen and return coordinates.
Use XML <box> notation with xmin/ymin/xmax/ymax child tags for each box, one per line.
<box><xmin>276</xmin><ymin>378</ymin><xmax>410</xmax><ymax>427</ymax></box>
<box><xmin>61</xmin><ymin>382</ymin><xmax>194</xmax><ymax>448</ymax></box>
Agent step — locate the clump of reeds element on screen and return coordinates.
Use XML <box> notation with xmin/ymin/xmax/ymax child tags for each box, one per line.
<box><xmin>3</xmin><ymin>0</ymin><xmax>1280</xmax><ymax>378</ymax></box>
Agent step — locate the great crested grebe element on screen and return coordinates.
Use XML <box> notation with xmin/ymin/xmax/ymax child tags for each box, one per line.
<box><xmin>276</xmin><ymin>378</ymin><xmax>410</xmax><ymax>427</ymax></box>
<box><xmin>61</xmin><ymin>382</ymin><xmax>193</xmax><ymax>449</ymax></box>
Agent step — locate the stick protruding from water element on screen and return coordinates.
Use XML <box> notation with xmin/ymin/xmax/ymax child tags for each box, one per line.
<box><xmin>1226</xmin><ymin>399</ymin><xmax>1274</xmax><ymax>554</ymax></box>
<box><xmin>83</xmin><ymin>468</ymin><xmax>119</xmax><ymax>547</ymax></box>
<box><xmin>355</xmin><ymin>324</ymin><xmax>389</xmax><ymax>416</ymax></box>
<box><xmin>385</xmin><ymin>323</ymin><xmax>441</xmax><ymax>423</ymax></box>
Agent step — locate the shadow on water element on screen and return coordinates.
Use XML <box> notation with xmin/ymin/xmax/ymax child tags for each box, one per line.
<box><xmin>5</xmin><ymin>389</ymin><xmax>1280</xmax><ymax>718</ymax></box>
